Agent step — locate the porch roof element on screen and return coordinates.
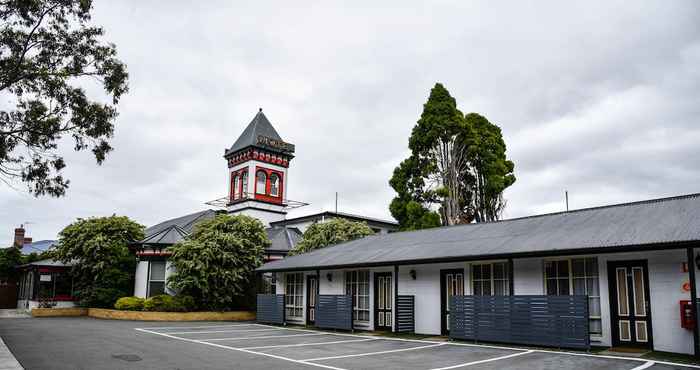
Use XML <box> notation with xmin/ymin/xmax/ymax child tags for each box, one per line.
<box><xmin>258</xmin><ymin>193</ymin><xmax>700</xmax><ymax>272</ymax></box>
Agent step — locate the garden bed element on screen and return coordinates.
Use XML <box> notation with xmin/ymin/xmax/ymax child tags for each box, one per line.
<box><xmin>31</xmin><ymin>307</ymin><xmax>254</xmax><ymax>321</ymax></box>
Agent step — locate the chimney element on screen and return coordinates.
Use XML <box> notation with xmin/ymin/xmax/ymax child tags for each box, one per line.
<box><xmin>13</xmin><ymin>225</ymin><xmax>25</xmax><ymax>248</ymax></box>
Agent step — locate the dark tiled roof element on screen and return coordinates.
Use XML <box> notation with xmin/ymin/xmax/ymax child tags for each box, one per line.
<box><xmin>267</xmin><ymin>227</ymin><xmax>302</xmax><ymax>252</ymax></box>
<box><xmin>270</xmin><ymin>211</ymin><xmax>398</xmax><ymax>228</ymax></box>
<box><xmin>258</xmin><ymin>193</ymin><xmax>700</xmax><ymax>272</ymax></box>
<box><xmin>138</xmin><ymin>210</ymin><xmax>218</xmax><ymax>246</ymax></box>
<box><xmin>17</xmin><ymin>258</ymin><xmax>73</xmax><ymax>268</ymax></box>
<box><xmin>137</xmin><ymin>210</ymin><xmax>299</xmax><ymax>253</ymax></box>
<box><xmin>225</xmin><ymin>111</ymin><xmax>290</xmax><ymax>156</ymax></box>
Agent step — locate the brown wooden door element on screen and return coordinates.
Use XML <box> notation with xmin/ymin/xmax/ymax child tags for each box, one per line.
<box><xmin>306</xmin><ymin>275</ymin><xmax>317</xmax><ymax>325</ymax></box>
<box><xmin>441</xmin><ymin>269</ymin><xmax>464</xmax><ymax>335</ymax></box>
<box><xmin>374</xmin><ymin>272</ymin><xmax>393</xmax><ymax>331</ymax></box>
<box><xmin>608</xmin><ymin>260</ymin><xmax>653</xmax><ymax>348</ymax></box>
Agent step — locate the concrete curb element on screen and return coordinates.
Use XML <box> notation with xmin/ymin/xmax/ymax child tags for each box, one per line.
<box><xmin>30</xmin><ymin>307</ymin><xmax>255</xmax><ymax>321</ymax></box>
<box><xmin>0</xmin><ymin>337</ymin><xmax>23</xmax><ymax>370</ymax></box>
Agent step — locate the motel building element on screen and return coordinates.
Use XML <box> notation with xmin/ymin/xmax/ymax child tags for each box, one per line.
<box><xmin>257</xmin><ymin>193</ymin><xmax>700</xmax><ymax>356</ymax></box>
<box><xmin>131</xmin><ymin>110</ymin><xmax>398</xmax><ymax>298</ymax></box>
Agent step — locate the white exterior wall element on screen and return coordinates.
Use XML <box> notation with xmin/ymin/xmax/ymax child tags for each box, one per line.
<box><xmin>284</xmin><ymin>248</ymin><xmax>697</xmax><ymax>354</ymax></box>
<box><xmin>134</xmin><ymin>260</ymin><xmax>149</xmax><ymax>298</ymax></box>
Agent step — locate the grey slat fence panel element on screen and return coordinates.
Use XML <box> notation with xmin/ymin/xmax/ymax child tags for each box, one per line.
<box><xmin>256</xmin><ymin>294</ymin><xmax>285</xmax><ymax>324</ymax></box>
<box><xmin>450</xmin><ymin>295</ymin><xmax>589</xmax><ymax>350</ymax></box>
<box><xmin>396</xmin><ymin>295</ymin><xmax>415</xmax><ymax>333</ymax></box>
<box><xmin>316</xmin><ymin>295</ymin><xmax>353</xmax><ymax>330</ymax></box>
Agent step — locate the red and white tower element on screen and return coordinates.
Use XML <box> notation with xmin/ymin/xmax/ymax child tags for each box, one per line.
<box><xmin>223</xmin><ymin>109</ymin><xmax>297</xmax><ymax>225</ymax></box>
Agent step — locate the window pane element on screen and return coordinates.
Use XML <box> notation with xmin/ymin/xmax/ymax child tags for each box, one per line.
<box><xmin>473</xmin><ymin>265</ymin><xmax>482</xmax><ymax>279</ymax></box>
<box><xmin>572</xmin><ymin>259</ymin><xmax>585</xmax><ymax>278</ymax></box>
<box><xmin>573</xmin><ymin>278</ymin><xmax>585</xmax><ymax>295</ymax></box>
<box><xmin>544</xmin><ymin>261</ymin><xmax>555</xmax><ymax>277</ymax></box>
<box><xmin>150</xmin><ymin>261</ymin><xmax>166</xmax><ymax>280</ymax></box>
<box><xmin>590</xmin><ymin>319</ymin><xmax>602</xmax><ymax>335</ymax></box>
<box><xmin>256</xmin><ymin>171</ymin><xmax>266</xmax><ymax>194</ymax></box>
<box><xmin>586</xmin><ymin>258</ymin><xmax>598</xmax><ymax>276</ymax></box>
<box><xmin>557</xmin><ymin>261</ymin><xmax>569</xmax><ymax>276</ymax></box>
<box><xmin>494</xmin><ymin>280</ymin><xmax>506</xmax><ymax>296</ymax></box>
<box><xmin>482</xmin><ymin>265</ymin><xmax>492</xmax><ymax>280</ymax></box>
<box><xmin>149</xmin><ymin>282</ymin><xmax>165</xmax><ymax>297</ymax></box>
<box><xmin>587</xmin><ymin>277</ymin><xmax>599</xmax><ymax>296</ymax></box>
<box><xmin>558</xmin><ymin>278</ymin><xmax>569</xmax><ymax>295</ymax></box>
<box><xmin>589</xmin><ymin>297</ymin><xmax>601</xmax><ymax>317</ymax></box>
<box><xmin>546</xmin><ymin>279</ymin><xmax>558</xmax><ymax>295</ymax></box>
<box><xmin>493</xmin><ymin>263</ymin><xmax>505</xmax><ymax>279</ymax></box>
<box><xmin>270</xmin><ymin>174</ymin><xmax>279</xmax><ymax>196</ymax></box>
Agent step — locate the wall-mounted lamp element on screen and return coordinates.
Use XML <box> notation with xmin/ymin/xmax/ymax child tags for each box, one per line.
<box><xmin>410</xmin><ymin>269</ymin><xmax>417</xmax><ymax>280</ymax></box>
<box><xmin>326</xmin><ymin>273</ymin><xmax>333</xmax><ymax>282</ymax></box>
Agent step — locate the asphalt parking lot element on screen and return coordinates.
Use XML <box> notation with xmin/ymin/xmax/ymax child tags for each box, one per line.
<box><xmin>1</xmin><ymin>317</ymin><xmax>699</xmax><ymax>370</ymax></box>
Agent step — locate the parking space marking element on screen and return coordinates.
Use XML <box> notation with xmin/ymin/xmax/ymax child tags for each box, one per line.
<box><xmin>137</xmin><ymin>324</ymin><xmax>700</xmax><ymax>370</ymax></box>
<box><xmin>135</xmin><ymin>327</ymin><xmax>347</xmax><ymax>370</ymax></box>
<box><xmin>629</xmin><ymin>361</ymin><xmax>655</xmax><ymax>370</ymax></box>
<box><xmin>241</xmin><ymin>338</ymin><xmax>377</xmax><ymax>350</ymax></box>
<box><xmin>301</xmin><ymin>343</ymin><xmax>446</xmax><ymax>362</ymax></box>
<box><xmin>203</xmin><ymin>333</ymin><xmax>327</xmax><ymax>341</ymax></box>
<box><xmin>166</xmin><ymin>328</ymin><xmax>283</xmax><ymax>335</ymax></box>
<box><xmin>429</xmin><ymin>350</ymin><xmax>533</xmax><ymax>370</ymax></box>
<box><xmin>140</xmin><ymin>323</ymin><xmax>259</xmax><ymax>330</ymax></box>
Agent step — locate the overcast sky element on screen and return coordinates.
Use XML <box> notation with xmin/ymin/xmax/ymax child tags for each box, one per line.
<box><xmin>1</xmin><ymin>1</ymin><xmax>700</xmax><ymax>244</ymax></box>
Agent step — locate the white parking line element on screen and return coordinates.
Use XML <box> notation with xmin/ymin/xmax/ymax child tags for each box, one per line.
<box><xmin>140</xmin><ymin>323</ymin><xmax>259</xmax><ymax>330</ymax></box>
<box><xmin>430</xmin><ymin>350</ymin><xmax>534</xmax><ymax>370</ymax></box>
<box><xmin>302</xmin><ymin>343</ymin><xmax>446</xmax><ymax>362</ymax></box>
<box><xmin>135</xmin><ymin>328</ymin><xmax>347</xmax><ymax>370</ymax></box>
<box><xmin>203</xmin><ymin>333</ymin><xmax>326</xmax><ymax>342</ymax></box>
<box><xmin>629</xmin><ymin>361</ymin><xmax>655</xmax><ymax>370</ymax></box>
<box><xmin>166</xmin><ymin>328</ymin><xmax>283</xmax><ymax>335</ymax></box>
<box><xmin>137</xmin><ymin>324</ymin><xmax>700</xmax><ymax>370</ymax></box>
<box><xmin>241</xmin><ymin>338</ymin><xmax>377</xmax><ymax>350</ymax></box>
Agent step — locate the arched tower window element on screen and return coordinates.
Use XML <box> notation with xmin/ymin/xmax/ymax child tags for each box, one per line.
<box><xmin>241</xmin><ymin>171</ymin><xmax>248</xmax><ymax>198</ymax></box>
<box><xmin>256</xmin><ymin>170</ymin><xmax>267</xmax><ymax>194</ymax></box>
<box><xmin>269</xmin><ymin>173</ymin><xmax>280</xmax><ymax>197</ymax></box>
<box><xmin>232</xmin><ymin>174</ymin><xmax>239</xmax><ymax>199</ymax></box>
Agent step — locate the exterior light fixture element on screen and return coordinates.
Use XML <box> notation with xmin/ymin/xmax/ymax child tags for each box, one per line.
<box><xmin>410</xmin><ymin>269</ymin><xmax>417</xmax><ymax>280</ymax></box>
<box><xmin>326</xmin><ymin>273</ymin><xmax>333</xmax><ymax>282</ymax></box>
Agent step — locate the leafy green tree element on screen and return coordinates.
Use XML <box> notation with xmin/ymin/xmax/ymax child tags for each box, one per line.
<box><xmin>55</xmin><ymin>216</ymin><xmax>143</xmax><ymax>308</ymax></box>
<box><xmin>389</xmin><ymin>83</ymin><xmax>515</xmax><ymax>228</ymax></box>
<box><xmin>289</xmin><ymin>218</ymin><xmax>375</xmax><ymax>256</ymax></box>
<box><xmin>167</xmin><ymin>214</ymin><xmax>268</xmax><ymax>311</ymax></box>
<box><xmin>0</xmin><ymin>0</ymin><xmax>128</xmax><ymax>196</ymax></box>
<box><xmin>0</xmin><ymin>247</ymin><xmax>23</xmax><ymax>281</ymax></box>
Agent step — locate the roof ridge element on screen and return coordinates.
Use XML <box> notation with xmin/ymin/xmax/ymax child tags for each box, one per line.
<box><xmin>308</xmin><ymin>192</ymin><xmax>700</xmax><ymax>241</ymax></box>
<box><xmin>498</xmin><ymin>192</ymin><xmax>700</xmax><ymax>223</ymax></box>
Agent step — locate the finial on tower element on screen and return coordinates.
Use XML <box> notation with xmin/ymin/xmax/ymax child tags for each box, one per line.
<box><xmin>259</xmin><ymin>107</ymin><xmax>262</xmax><ymax>113</ymax></box>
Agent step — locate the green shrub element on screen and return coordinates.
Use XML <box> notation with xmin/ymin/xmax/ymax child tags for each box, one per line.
<box><xmin>174</xmin><ymin>295</ymin><xmax>196</xmax><ymax>311</ymax></box>
<box><xmin>114</xmin><ymin>296</ymin><xmax>145</xmax><ymax>311</ymax></box>
<box><xmin>77</xmin><ymin>287</ymin><xmax>125</xmax><ymax>308</ymax></box>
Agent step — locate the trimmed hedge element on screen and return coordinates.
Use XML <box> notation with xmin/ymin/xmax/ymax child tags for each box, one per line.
<box><xmin>142</xmin><ymin>295</ymin><xmax>196</xmax><ymax>312</ymax></box>
<box><xmin>114</xmin><ymin>296</ymin><xmax>145</xmax><ymax>311</ymax></box>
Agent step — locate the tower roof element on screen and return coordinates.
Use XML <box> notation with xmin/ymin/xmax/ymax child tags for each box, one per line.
<box><xmin>225</xmin><ymin>110</ymin><xmax>294</xmax><ymax>157</ymax></box>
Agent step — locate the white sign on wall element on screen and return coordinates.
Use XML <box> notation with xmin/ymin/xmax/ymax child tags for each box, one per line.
<box><xmin>40</xmin><ymin>274</ymin><xmax>52</xmax><ymax>282</ymax></box>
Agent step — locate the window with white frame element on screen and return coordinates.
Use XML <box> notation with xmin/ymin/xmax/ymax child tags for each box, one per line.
<box><xmin>256</xmin><ymin>171</ymin><xmax>267</xmax><ymax>194</ymax></box>
<box><xmin>285</xmin><ymin>273</ymin><xmax>303</xmax><ymax>319</ymax></box>
<box><xmin>345</xmin><ymin>270</ymin><xmax>370</xmax><ymax>322</ymax></box>
<box><xmin>241</xmin><ymin>171</ymin><xmax>248</xmax><ymax>196</ymax></box>
<box><xmin>262</xmin><ymin>272</ymin><xmax>276</xmax><ymax>294</ymax></box>
<box><xmin>472</xmin><ymin>262</ymin><xmax>509</xmax><ymax>296</ymax></box>
<box><xmin>544</xmin><ymin>257</ymin><xmax>602</xmax><ymax>335</ymax></box>
<box><xmin>148</xmin><ymin>261</ymin><xmax>166</xmax><ymax>297</ymax></box>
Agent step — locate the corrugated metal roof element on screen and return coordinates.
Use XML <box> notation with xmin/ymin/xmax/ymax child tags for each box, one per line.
<box><xmin>258</xmin><ymin>193</ymin><xmax>700</xmax><ymax>272</ymax></box>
